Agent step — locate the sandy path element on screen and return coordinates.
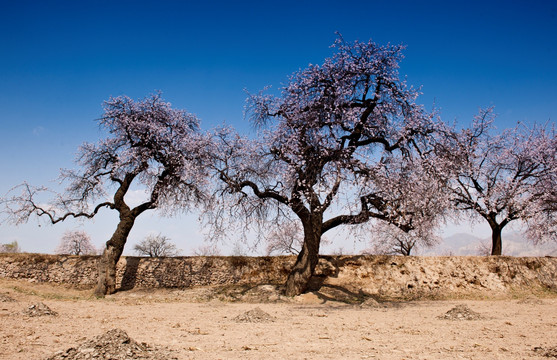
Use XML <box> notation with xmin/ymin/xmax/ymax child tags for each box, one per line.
<box><xmin>0</xmin><ymin>279</ymin><xmax>556</xmax><ymax>359</ymax></box>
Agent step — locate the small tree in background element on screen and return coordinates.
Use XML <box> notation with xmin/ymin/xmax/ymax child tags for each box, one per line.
<box><xmin>133</xmin><ymin>234</ymin><xmax>179</xmax><ymax>257</ymax></box>
<box><xmin>265</xmin><ymin>220</ymin><xmax>332</xmax><ymax>256</ymax></box>
<box><xmin>475</xmin><ymin>240</ymin><xmax>492</xmax><ymax>256</ymax></box>
<box><xmin>265</xmin><ymin>221</ymin><xmax>305</xmax><ymax>256</ymax></box>
<box><xmin>192</xmin><ymin>243</ymin><xmax>221</xmax><ymax>256</ymax></box>
<box><xmin>0</xmin><ymin>241</ymin><xmax>21</xmax><ymax>253</ymax></box>
<box><xmin>55</xmin><ymin>230</ymin><xmax>96</xmax><ymax>255</ymax></box>
<box><xmin>365</xmin><ymin>222</ymin><xmax>440</xmax><ymax>256</ymax></box>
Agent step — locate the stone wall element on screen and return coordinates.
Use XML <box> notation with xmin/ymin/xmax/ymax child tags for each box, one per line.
<box><xmin>0</xmin><ymin>254</ymin><xmax>294</xmax><ymax>289</ymax></box>
<box><xmin>0</xmin><ymin>253</ymin><xmax>556</xmax><ymax>298</ymax></box>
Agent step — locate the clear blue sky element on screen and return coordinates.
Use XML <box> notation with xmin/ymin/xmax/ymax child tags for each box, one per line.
<box><xmin>1</xmin><ymin>0</ymin><xmax>556</xmax><ymax>255</ymax></box>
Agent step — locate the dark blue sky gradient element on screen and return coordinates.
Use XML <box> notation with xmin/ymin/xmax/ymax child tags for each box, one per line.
<box><xmin>1</xmin><ymin>0</ymin><xmax>555</xmax><ymax>253</ymax></box>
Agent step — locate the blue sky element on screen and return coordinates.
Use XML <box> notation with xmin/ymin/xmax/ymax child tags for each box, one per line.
<box><xmin>1</xmin><ymin>0</ymin><xmax>556</xmax><ymax>255</ymax></box>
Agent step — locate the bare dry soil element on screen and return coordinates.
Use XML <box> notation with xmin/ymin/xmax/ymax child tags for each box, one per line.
<box><xmin>0</xmin><ymin>278</ymin><xmax>556</xmax><ymax>359</ymax></box>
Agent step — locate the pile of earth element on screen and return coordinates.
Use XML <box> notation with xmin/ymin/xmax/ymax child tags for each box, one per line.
<box><xmin>46</xmin><ymin>328</ymin><xmax>176</xmax><ymax>360</ymax></box>
<box><xmin>359</xmin><ymin>297</ymin><xmax>402</xmax><ymax>309</ymax></box>
<box><xmin>534</xmin><ymin>346</ymin><xmax>557</xmax><ymax>358</ymax></box>
<box><xmin>22</xmin><ymin>302</ymin><xmax>58</xmax><ymax>317</ymax></box>
<box><xmin>517</xmin><ymin>296</ymin><xmax>545</xmax><ymax>305</ymax></box>
<box><xmin>234</xmin><ymin>307</ymin><xmax>275</xmax><ymax>323</ymax></box>
<box><xmin>0</xmin><ymin>293</ymin><xmax>16</xmax><ymax>302</ymax></box>
<box><xmin>437</xmin><ymin>304</ymin><xmax>485</xmax><ymax>321</ymax></box>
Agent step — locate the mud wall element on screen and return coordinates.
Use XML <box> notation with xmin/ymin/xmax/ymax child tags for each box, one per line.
<box><xmin>0</xmin><ymin>253</ymin><xmax>555</xmax><ymax>298</ymax></box>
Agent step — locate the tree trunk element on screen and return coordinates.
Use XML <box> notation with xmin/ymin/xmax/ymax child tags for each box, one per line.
<box><xmin>94</xmin><ymin>215</ymin><xmax>135</xmax><ymax>297</ymax></box>
<box><xmin>490</xmin><ymin>224</ymin><xmax>503</xmax><ymax>256</ymax></box>
<box><xmin>285</xmin><ymin>217</ymin><xmax>322</xmax><ymax>297</ymax></box>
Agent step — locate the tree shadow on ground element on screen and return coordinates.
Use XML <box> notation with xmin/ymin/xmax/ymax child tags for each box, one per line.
<box><xmin>307</xmin><ymin>275</ymin><xmax>405</xmax><ymax>307</ymax></box>
<box><xmin>309</xmin><ymin>281</ymin><xmax>366</xmax><ymax>305</ymax></box>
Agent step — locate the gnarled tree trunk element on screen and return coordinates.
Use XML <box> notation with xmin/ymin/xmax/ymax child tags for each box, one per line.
<box><xmin>285</xmin><ymin>216</ymin><xmax>322</xmax><ymax>297</ymax></box>
<box><xmin>94</xmin><ymin>214</ymin><xmax>135</xmax><ymax>297</ymax></box>
<box><xmin>486</xmin><ymin>215</ymin><xmax>504</xmax><ymax>256</ymax></box>
<box><xmin>490</xmin><ymin>224</ymin><xmax>503</xmax><ymax>256</ymax></box>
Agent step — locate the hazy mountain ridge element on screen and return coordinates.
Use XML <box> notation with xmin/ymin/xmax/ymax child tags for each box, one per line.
<box><xmin>424</xmin><ymin>232</ymin><xmax>557</xmax><ymax>256</ymax></box>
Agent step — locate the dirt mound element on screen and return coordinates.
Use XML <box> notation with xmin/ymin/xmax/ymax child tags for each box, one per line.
<box><xmin>0</xmin><ymin>293</ymin><xmax>16</xmax><ymax>302</ymax></box>
<box><xmin>46</xmin><ymin>328</ymin><xmax>176</xmax><ymax>360</ymax></box>
<box><xmin>437</xmin><ymin>304</ymin><xmax>485</xmax><ymax>321</ymax></box>
<box><xmin>517</xmin><ymin>296</ymin><xmax>544</xmax><ymax>305</ymax></box>
<box><xmin>240</xmin><ymin>284</ymin><xmax>285</xmax><ymax>303</ymax></box>
<box><xmin>22</xmin><ymin>302</ymin><xmax>57</xmax><ymax>317</ymax></box>
<box><xmin>234</xmin><ymin>307</ymin><xmax>275</xmax><ymax>323</ymax></box>
<box><xmin>534</xmin><ymin>346</ymin><xmax>557</xmax><ymax>358</ymax></box>
<box><xmin>359</xmin><ymin>297</ymin><xmax>392</xmax><ymax>309</ymax></box>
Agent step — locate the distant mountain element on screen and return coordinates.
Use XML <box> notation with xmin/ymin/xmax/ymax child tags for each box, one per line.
<box><xmin>422</xmin><ymin>232</ymin><xmax>557</xmax><ymax>256</ymax></box>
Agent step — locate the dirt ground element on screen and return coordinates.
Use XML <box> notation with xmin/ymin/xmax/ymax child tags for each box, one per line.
<box><xmin>1</xmin><ymin>278</ymin><xmax>556</xmax><ymax>360</ymax></box>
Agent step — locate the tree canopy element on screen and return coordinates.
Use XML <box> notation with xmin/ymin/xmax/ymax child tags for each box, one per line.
<box><xmin>134</xmin><ymin>234</ymin><xmax>179</xmax><ymax>257</ymax></box>
<box><xmin>210</xmin><ymin>36</ymin><xmax>446</xmax><ymax>295</ymax></box>
<box><xmin>437</xmin><ymin>108</ymin><xmax>557</xmax><ymax>255</ymax></box>
<box><xmin>55</xmin><ymin>230</ymin><xmax>96</xmax><ymax>255</ymax></box>
<box><xmin>2</xmin><ymin>93</ymin><xmax>209</xmax><ymax>295</ymax></box>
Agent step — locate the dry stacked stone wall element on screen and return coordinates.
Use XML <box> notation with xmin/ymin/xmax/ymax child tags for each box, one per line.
<box><xmin>0</xmin><ymin>253</ymin><xmax>556</xmax><ymax>298</ymax></box>
<box><xmin>0</xmin><ymin>254</ymin><xmax>294</xmax><ymax>289</ymax></box>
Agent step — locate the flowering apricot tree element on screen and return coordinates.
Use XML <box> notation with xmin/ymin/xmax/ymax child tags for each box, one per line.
<box><xmin>2</xmin><ymin>94</ymin><xmax>209</xmax><ymax>295</ymax></box>
<box><xmin>364</xmin><ymin>222</ymin><xmax>441</xmax><ymax>256</ymax></box>
<box><xmin>212</xmin><ymin>37</ymin><xmax>444</xmax><ymax>296</ymax></box>
<box><xmin>439</xmin><ymin>108</ymin><xmax>556</xmax><ymax>255</ymax></box>
<box><xmin>55</xmin><ymin>230</ymin><xmax>97</xmax><ymax>255</ymax></box>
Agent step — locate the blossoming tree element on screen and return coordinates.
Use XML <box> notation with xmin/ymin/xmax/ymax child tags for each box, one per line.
<box><xmin>2</xmin><ymin>94</ymin><xmax>209</xmax><ymax>295</ymax></box>
<box><xmin>439</xmin><ymin>108</ymin><xmax>556</xmax><ymax>255</ymax></box>
<box><xmin>55</xmin><ymin>230</ymin><xmax>97</xmax><ymax>255</ymax></box>
<box><xmin>212</xmin><ymin>37</ymin><xmax>445</xmax><ymax>296</ymax></box>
